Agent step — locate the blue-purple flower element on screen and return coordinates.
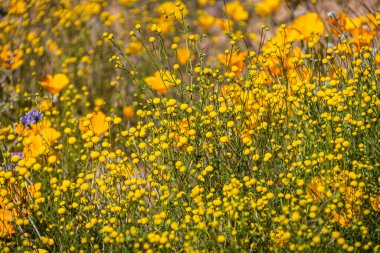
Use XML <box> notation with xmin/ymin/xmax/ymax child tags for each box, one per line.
<box><xmin>20</xmin><ymin>109</ymin><xmax>43</xmax><ymax>128</ymax></box>
<box><xmin>1</xmin><ymin>152</ymin><xmax>24</xmax><ymax>171</ymax></box>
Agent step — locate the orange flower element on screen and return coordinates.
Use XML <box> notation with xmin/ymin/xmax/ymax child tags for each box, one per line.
<box><xmin>326</xmin><ymin>12</ymin><xmax>347</xmax><ymax>35</ymax></box>
<box><xmin>123</xmin><ymin>106</ymin><xmax>134</xmax><ymax>119</ymax></box>
<box><xmin>144</xmin><ymin>71</ymin><xmax>175</xmax><ymax>94</ymax></box>
<box><xmin>79</xmin><ymin>111</ymin><xmax>109</xmax><ymax>136</ymax></box>
<box><xmin>21</xmin><ymin>119</ymin><xmax>61</xmax><ymax>158</ymax></box>
<box><xmin>0</xmin><ymin>209</ymin><xmax>14</xmax><ymax>238</ymax></box>
<box><xmin>0</xmin><ymin>46</ymin><xmax>24</xmax><ymax>70</ymax></box>
<box><xmin>331</xmin><ymin>211</ymin><xmax>349</xmax><ymax>227</ymax></box>
<box><xmin>350</xmin><ymin>27</ymin><xmax>377</xmax><ymax>50</ymax></box>
<box><xmin>176</xmin><ymin>47</ymin><xmax>193</xmax><ymax>65</ymax></box>
<box><xmin>306</xmin><ymin>177</ymin><xmax>325</xmax><ymax>203</ymax></box>
<box><xmin>39</xmin><ymin>73</ymin><xmax>69</xmax><ymax>95</ymax></box>
<box><xmin>218</xmin><ymin>51</ymin><xmax>247</xmax><ymax>76</ymax></box>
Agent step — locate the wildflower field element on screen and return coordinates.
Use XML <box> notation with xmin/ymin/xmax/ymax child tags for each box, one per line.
<box><xmin>1</xmin><ymin>0</ymin><xmax>380</xmax><ymax>252</ymax></box>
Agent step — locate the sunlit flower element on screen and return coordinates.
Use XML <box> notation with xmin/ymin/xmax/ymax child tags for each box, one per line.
<box><xmin>22</xmin><ymin>119</ymin><xmax>61</xmax><ymax>158</ymax></box>
<box><xmin>79</xmin><ymin>111</ymin><xmax>109</xmax><ymax>136</ymax></box>
<box><xmin>177</xmin><ymin>47</ymin><xmax>193</xmax><ymax>65</ymax></box>
<box><xmin>144</xmin><ymin>70</ymin><xmax>175</xmax><ymax>94</ymax></box>
<box><xmin>39</xmin><ymin>73</ymin><xmax>69</xmax><ymax>95</ymax></box>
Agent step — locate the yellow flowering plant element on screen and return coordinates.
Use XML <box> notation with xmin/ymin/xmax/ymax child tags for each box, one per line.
<box><xmin>0</xmin><ymin>0</ymin><xmax>379</xmax><ymax>252</ymax></box>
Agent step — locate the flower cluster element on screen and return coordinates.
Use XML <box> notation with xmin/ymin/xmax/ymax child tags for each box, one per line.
<box><xmin>0</xmin><ymin>0</ymin><xmax>380</xmax><ymax>252</ymax></box>
<box><xmin>20</xmin><ymin>109</ymin><xmax>43</xmax><ymax>128</ymax></box>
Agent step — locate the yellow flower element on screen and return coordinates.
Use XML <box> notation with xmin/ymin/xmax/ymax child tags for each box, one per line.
<box><xmin>24</xmin><ymin>249</ymin><xmax>49</xmax><ymax>253</ymax></box>
<box><xmin>79</xmin><ymin>111</ymin><xmax>109</xmax><ymax>136</ymax></box>
<box><xmin>94</xmin><ymin>98</ymin><xmax>105</xmax><ymax>107</ymax></box>
<box><xmin>255</xmin><ymin>0</ymin><xmax>281</xmax><ymax>17</ymax></box>
<box><xmin>144</xmin><ymin>71</ymin><xmax>174</xmax><ymax>94</ymax></box>
<box><xmin>270</xmin><ymin>228</ymin><xmax>291</xmax><ymax>248</ymax></box>
<box><xmin>9</xmin><ymin>0</ymin><xmax>27</xmax><ymax>15</ymax></box>
<box><xmin>39</xmin><ymin>73</ymin><xmax>69</xmax><ymax>95</ymax></box>
<box><xmin>225</xmin><ymin>1</ymin><xmax>249</xmax><ymax>21</ymax></box>
<box><xmin>217</xmin><ymin>234</ymin><xmax>226</xmax><ymax>243</ymax></box>
<box><xmin>371</xmin><ymin>196</ymin><xmax>380</xmax><ymax>211</ymax></box>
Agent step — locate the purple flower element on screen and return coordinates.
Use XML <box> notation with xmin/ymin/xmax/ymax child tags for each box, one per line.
<box><xmin>21</xmin><ymin>109</ymin><xmax>43</xmax><ymax>128</ymax></box>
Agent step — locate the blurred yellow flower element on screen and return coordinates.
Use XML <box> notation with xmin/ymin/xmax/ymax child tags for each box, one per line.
<box><xmin>255</xmin><ymin>0</ymin><xmax>281</xmax><ymax>17</ymax></box>
<box><xmin>156</xmin><ymin>1</ymin><xmax>188</xmax><ymax>20</ymax></box>
<box><xmin>94</xmin><ymin>98</ymin><xmax>105</xmax><ymax>107</ymax></box>
<box><xmin>225</xmin><ymin>1</ymin><xmax>249</xmax><ymax>21</ymax></box>
<box><xmin>39</xmin><ymin>73</ymin><xmax>69</xmax><ymax>95</ymax></box>
<box><xmin>9</xmin><ymin>0</ymin><xmax>27</xmax><ymax>15</ymax></box>
<box><xmin>198</xmin><ymin>13</ymin><xmax>215</xmax><ymax>30</ymax></box>
<box><xmin>124</xmin><ymin>38</ymin><xmax>143</xmax><ymax>55</ymax></box>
